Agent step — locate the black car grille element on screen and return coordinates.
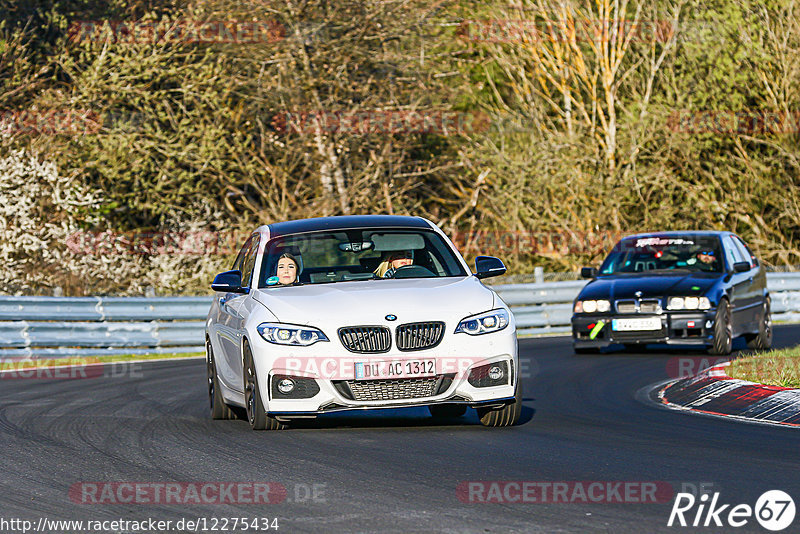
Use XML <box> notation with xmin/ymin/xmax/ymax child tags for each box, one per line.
<box><xmin>396</xmin><ymin>322</ymin><xmax>445</xmax><ymax>351</ymax></box>
<box><xmin>612</xmin><ymin>326</ymin><xmax>667</xmax><ymax>340</ymax></box>
<box><xmin>338</xmin><ymin>326</ymin><xmax>391</xmax><ymax>353</ymax></box>
<box><xmin>346</xmin><ymin>377</ymin><xmax>438</xmax><ymax>401</ymax></box>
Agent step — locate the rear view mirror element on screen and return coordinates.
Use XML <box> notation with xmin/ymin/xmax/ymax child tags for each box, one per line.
<box><xmin>338</xmin><ymin>241</ymin><xmax>374</xmax><ymax>252</ymax></box>
<box><xmin>581</xmin><ymin>267</ymin><xmax>598</xmax><ymax>279</ymax></box>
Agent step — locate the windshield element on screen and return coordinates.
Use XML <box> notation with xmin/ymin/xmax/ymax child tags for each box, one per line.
<box><xmin>258</xmin><ymin>228</ymin><xmax>468</xmax><ymax>287</ymax></box>
<box><xmin>599</xmin><ymin>235</ymin><xmax>724</xmax><ymax>274</ymax></box>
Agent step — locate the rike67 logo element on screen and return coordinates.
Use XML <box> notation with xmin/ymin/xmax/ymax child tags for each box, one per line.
<box><xmin>668</xmin><ymin>490</ymin><xmax>795</xmax><ymax>531</ymax></box>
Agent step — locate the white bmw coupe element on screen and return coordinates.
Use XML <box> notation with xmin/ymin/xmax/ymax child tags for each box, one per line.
<box><xmin>205</xmin><ymin>215</ymin><xmax>520</xmax><ymax>430</ymax></box>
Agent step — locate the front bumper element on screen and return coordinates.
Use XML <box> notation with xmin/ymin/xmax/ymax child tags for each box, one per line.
<box><xmin>572</xmin><ymin>310</ymin><xmax>717</xmax><ymax>348</ymax></box>
<box><xmin>249</xmin><ymin>325</ymin><xmax>519</xmax><ymax>418</ymax></box>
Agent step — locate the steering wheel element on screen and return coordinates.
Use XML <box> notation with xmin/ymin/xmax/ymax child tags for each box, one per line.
<box><xmin>391</xmin><ymin>265</ymin><xmax>436</xmax><ymax>279</ymax></box>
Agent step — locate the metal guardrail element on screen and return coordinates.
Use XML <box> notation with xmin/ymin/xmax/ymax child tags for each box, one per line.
<box><xmin>1</xmin><ymin>274</ymin><xmax>799</xmax><ymax>357</ymax></box>
<box><xmin>0</xmin><ymin>297</ymin><xmax>211</xmax><ymax>358</ymax></box>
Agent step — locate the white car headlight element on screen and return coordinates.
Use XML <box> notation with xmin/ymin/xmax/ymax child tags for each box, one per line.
<box><xmin>455</xmin><ymin>309</ymin><xmax>510</xmax><ymax>335</ymax></box>
<box><xmin>596</xmin><ymin>300</ymin><xmax>611</xmax><ymax>312</ymax></box>
<box><xmin>667</xmin><ymin>297</ymin><xmax>684</xmax><ymax>310</ymax></box>
<box><xmin>574</xmin><ymin>300</ymin><xmax>610</xmax><ymax>313</ymax></box>
<box><xmin>667</xmin><ymin>296</ymin><xmax>712</xmax><ymax>310</ymax></box>
<box><xmin>257</xmin><ymin>323</ymin><xmax>329</xmax><ymax>346</ymax></box>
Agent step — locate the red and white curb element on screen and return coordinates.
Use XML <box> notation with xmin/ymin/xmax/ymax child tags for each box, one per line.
<box><xmin>642</xmin><ymin>362</ymin><xmax>800</xmax><ymax>428</ymax></box>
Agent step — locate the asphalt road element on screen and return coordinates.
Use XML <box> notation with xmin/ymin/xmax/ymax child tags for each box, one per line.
<box><xmin>2</xmin><ymin>327</ymin><xmax>799</xmax><ymax>534</ymax></box>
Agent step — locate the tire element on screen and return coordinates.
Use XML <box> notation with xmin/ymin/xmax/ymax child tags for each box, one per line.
<box><xmin>709</xmin><ymin>298</ymin><xmax>733</xmax><ymax>355</ymax></box>
<box><xmin>573</xmin><ymin>346</ymin><xmax>599</xmax><ymax>354</ymax></box>
<box><xmin>428</xmin><ymin>404</ymin><xmax>467</xmax><ymax>419</ymax></box>
<box><xmin>477</xmin><ymin>380</ymin><xmax>522</xmax><ymax>428</ymax></box>
<box><xmin>243</xmin><ymin>343</ymin><xmax>286</xmax><ymax>431</ymax></box>
<box><xmin>207</xmin><ymin>339</ymin><xmax>235</xmax><ymax>420</ymax></box>
<box><xmin>746</xmin><ymin>297</ymin><xmax>773</xmax><ymax>350</ymax></box>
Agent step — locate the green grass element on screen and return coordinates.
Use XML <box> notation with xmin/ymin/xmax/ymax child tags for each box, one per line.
<box><xmin>0</xmin><ymin>352</ymin><xmax>204</xmax><ymax>371</ymax></box>
<box><xmin>728</xmin><ymin>346</ymin><xmax>800</xmax><ymax>388</ymax></box>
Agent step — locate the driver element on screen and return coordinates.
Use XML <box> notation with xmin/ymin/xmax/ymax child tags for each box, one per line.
<box><xmin>695</xmin><ymin>249</ymin><xmax>718</xmax><ymax>271</ymax></box>
<box><xmin>374</xmin><ymin>250</ymin><xmax>413</xmax><ymax>278</ymax></box>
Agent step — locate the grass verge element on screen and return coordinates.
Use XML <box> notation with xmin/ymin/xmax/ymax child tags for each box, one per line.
<box><xmin>0</xmin><ymin>352</ymin><xmax>205</xmax><ymax>371</ymax></box>
<box><xmin>727</xmin><ymin>345</ymin><xmax>800</xmax><ymax>388</ymax></box>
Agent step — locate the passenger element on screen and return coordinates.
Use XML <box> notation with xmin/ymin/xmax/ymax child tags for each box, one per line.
<box><xmin>275</xmin><ymin>252</ymin><xmax>299</xmax><ymax>285</ymax></box>
<box><xmin>374</xmin><ymin>250</ymin><xmax>413</xmax><ymax>278</ymax></box>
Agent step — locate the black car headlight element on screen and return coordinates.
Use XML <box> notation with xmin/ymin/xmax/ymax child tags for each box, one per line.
<box><xmin>257</xmin><ymin>323</ymin><xmax>329</xmax><ymax>346</ymax></box>
<box><xmin>574</xmin><ymin>299</ymin><xmax>611</xmax><ymax>313</ymax></box>
<box><xmin>666</xmin><ymin>296</ymin><xmax>712</xmax><ymax>311</ymax></box>
<box><xmin>455</xmin><ymin>309</ymin><xmax>509</xmax><ymax>335</ymax></box>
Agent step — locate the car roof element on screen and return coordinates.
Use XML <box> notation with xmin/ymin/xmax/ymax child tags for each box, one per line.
<box><xmin>619</xmin><ymin>230</ymin><xmax>731</xmax><ymax>240</ymax></box>
<box><xmin>257</xmin><ymin>215</ymin><xmax>432</xmax><ymax>238</ymax></box>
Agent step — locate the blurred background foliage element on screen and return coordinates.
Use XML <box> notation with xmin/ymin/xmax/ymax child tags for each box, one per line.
<box><xmin>1</xmin><ymin>0</ymin><xmax>799</xmax><ymax>294</ymax></box>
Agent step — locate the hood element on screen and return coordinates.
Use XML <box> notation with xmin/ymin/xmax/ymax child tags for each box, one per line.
<box><xmin>251</xmin><ymin>276</ymin><xmax>496</xmax><ymax>327</ymax></box>
<box><xmin>578</xmin><ymin>272</ymin><xmax>722</xmax><ymax>301</ymax></box>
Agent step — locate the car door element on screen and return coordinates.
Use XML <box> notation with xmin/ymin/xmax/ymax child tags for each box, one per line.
<box><xmin>721</xmin><ymin>234</ymin><xmax>755</xmax><ymax>336</ymax></box>
<box><xmin>223</xmin><ymin>233</ymin><xmax>261</xmax><ymax>387</ymax></box>
<box><xmin>732</xmin><ymin>235</ymin><xmax>765</xmax><ymax>329</ymax></box>
<box><xmin>214</xmin><ymin>235</ymin><xmax>255</xmax><ymax>391</ymax></box>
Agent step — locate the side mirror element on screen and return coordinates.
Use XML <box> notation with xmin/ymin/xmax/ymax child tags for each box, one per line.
<box><xmin>733</xmin><ymin>261</ymin><xmax>751</xmax><ymax>273</ymax></box>
<box><xmin>211</xmin><ymin>270</ymin><xmax>247</xmax><ymax>293</ymax></box>
<box><xmin>581</xmin><ymin>267</ymin><xmax>598</xmax><ymax>279</ymax></box>
<box><xmin>475</xmin><ymin>256</ymin><xmax>507</xmax><ymax>279</ymax></box>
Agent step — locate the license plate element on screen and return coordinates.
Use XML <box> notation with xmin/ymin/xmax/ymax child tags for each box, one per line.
<box><xmin>612</xmin><ymin>317</ymin><xmax>661</xmax><ymax>331</ymax></box>
<box><xmin>354</xmin><ymin>359</ymin><xmax>436</xmax><ymax>380</ymax></box>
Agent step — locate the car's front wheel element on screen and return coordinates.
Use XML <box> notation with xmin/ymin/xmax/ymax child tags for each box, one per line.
<box><xmin>243</xmin><ymin>343</ymin><xmax>286</xmax><ymax>431</ymax></box>
<box><xmin>709</xmin><ymin>298</ymin><xmax>733</xmax><ymax>355</ymax></box>
<box><xmin>207</xmin><ymin>339</ymin><xmax>235</xmax><ymax>420</ymax></box>
<box><xmin>477</xmin><ymin>381</ymin><xmax>522</xmax><ymax>427</ymax></box>
<box><xmin>745</xmin><ymin>297</ymin><xmax>772</xmax><ymax>350</ymax></box>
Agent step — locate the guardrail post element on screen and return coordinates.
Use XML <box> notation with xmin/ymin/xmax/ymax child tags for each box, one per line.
<box><xmin>534</xmin><ymin>266</ymin><xmax>544</xmax><ymax>284</ymax></box>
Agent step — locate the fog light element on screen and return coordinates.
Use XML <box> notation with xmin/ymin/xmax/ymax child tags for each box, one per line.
<box><xmin>488</xmin><ymin>365</ymin><xmax>503</xmax><ymax>380</ymax></box>
<box><xmin>277</xmin><ymin>378</ymin><xmax>295</xmax><ymax>394</ymax></box>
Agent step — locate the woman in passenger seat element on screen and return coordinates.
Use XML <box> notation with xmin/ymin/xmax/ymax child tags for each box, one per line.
<box><xmin>276</xmin><ymin>253</ymin><xmax>300</xmax><ymax>285</ymax></box>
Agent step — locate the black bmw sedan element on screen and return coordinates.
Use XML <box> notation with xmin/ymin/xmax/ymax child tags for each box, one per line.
<box><xmin>571</xmin><ymin>232</ymin><xmax>772</xmax><ymax>355</ymax></box>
